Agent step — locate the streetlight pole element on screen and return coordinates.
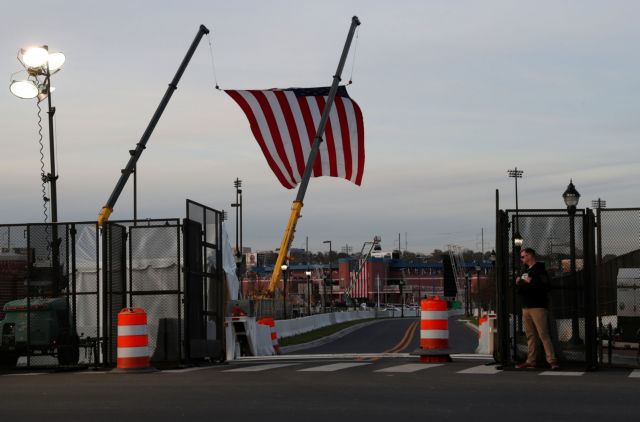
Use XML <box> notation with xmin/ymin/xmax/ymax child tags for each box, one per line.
<box><xmin>281</xmin><ymin>264</ymin><xmax>288</xmax><ymax>320</ymax></box>
<box><xmin>323</xmin><ymin>240</ymin><xmax>332</xmax><ymax>312</ymax></box>
<box><xmin>563</xmin><ymin>180</ymin><xmax>581</xmax><ymax>345</ymax></box>
<box><xmin>231</xmin><ymin>178</ymin><xmax>243</xmax><ymax>277</ymax></box>
<box><xmin>305</xmin><ymin>270</ymin><xmax>312</xmax><ymax>316</ymax></box>
<box><xmin>508</xmin><ymin>167</ymin><xmax>524</xmax><ymax>348</ymax></box>
<box><xmin>475</xmin><ymin>263</ymin><xmax>482</xmax><ymax>316</ymax></box>
<box><xmin>10</xmin><ymin>46</ymin><xmax>66</xmax><ymax>294</ymax></box>
<box><xmin>465</xmin><ymin>273</ymin><xmax>470</xmax><ymax>317</ymax></box>
<box><xmin>591</xmin><ymin>198</ymin><xmax>606</xmax><ymax>265</ymax></box>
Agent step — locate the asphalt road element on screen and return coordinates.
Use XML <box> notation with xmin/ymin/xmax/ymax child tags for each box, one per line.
<box><xmin>1</xmin><ymin>317</ymin><xmax>638</xmax><ymax>420</ymax></box>
<box><xmin>296</xmin><ymin>315</ymin><xmax>478</xmax><ymax>355</ymax></box>
<box><xmin>0</xmin><ymin>358</ymin><xmax>638</xmax><ymax>421</ymax></box>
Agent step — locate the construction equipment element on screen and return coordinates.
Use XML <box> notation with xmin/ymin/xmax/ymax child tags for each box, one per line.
<box><xmin>447</xmin><ymin>244</ymin><xmax>467</xmax><ymax>299</ymax></box>
<box><xmin>97</xmin><ymin>25</ymin><xmax>210</xmax><ymax>226</ymax></box>
<box><xmin>344</xmin><ymin>235</ymin><xmax>380</xmax><ymax>304</ymax></box>
<box><xmin>267</xmin><ymin>16</ymin><xmax>361</xmax><ymax>294</ymax></box>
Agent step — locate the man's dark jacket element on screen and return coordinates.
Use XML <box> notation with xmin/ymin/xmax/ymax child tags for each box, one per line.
<box><xmin>517</xmin><ymin>262</ymin><xmax>552</xmax><ymax>308</ymax></box>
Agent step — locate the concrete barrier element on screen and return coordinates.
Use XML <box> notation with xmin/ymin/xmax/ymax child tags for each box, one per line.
<box><xmin>275</xmin><ymin>310</ymin><xmax>385</xmax><ymax>339</ymax></box>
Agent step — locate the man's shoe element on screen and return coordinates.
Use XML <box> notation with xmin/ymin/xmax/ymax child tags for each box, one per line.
<box><xmin>516</xmin><ymin>362</ymin><xmax>535</xmax><ymax>369</ymax></box>
<box><xmin>550</xmin><ymin>362</ymin><xmax>560</xmax><ymax>370</ymax></box>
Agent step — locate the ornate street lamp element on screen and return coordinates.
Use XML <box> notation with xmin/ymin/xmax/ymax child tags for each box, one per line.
<box><xmin>563</xmin><ymin>179</ymin><xmax>581</xmax><ymax>344</ymax></box>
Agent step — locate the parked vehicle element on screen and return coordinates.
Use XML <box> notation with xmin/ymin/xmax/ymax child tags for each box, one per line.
<box><xmin>0</xmin><ymin>297</ymin><xmax>79</xmax><ymax>367</ymax></box>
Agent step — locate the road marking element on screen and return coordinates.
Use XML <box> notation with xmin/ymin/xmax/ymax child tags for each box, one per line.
<box><xmin>163</xmin><ymin>366</ymin><xmax>218</xmax><ymax>373</ymax></box>
<box><xmin>298</xmin><ymin>362</ymin><xmax>371</xmax><ymax>372</ymax></box>
<box><xmin>630</xmin><ymin>370</ymin><xmax>640</xmax><ymax>378</ymax></box>
<box><xmin>75</xmin><ymin>371</ymin><xmax>108</xmax><ymax>375</ymax></box>
<box><xmin>375</xmin><ymin>363</ymin><xmax>443</xmax><ymax>373</ymax></box>
<box><xmin>457</xmin><ymin>365</ymin><xmax>502</xmax><ymax>375</ymax></box>
<box><xmin>2</xmin><ymin>372</ymin><xmax>47</xmax><ymax>377</ymax></box>
<box><xmin>539</xmin><ymin>371</ymin><xmax>584</xmax><ymax>376</ymax></box>
<box><xmin>223</xmin><ymin>363</ymin><xmax>298</xmax><ymax>372</ymax></box>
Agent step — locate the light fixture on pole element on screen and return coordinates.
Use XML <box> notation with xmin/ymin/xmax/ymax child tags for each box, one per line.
<box><xmin>507</xmin><ymin>167</ymin><xmax>524</xmax><ymax>249</ymax></box>
<box><xmin>323</xmin><ymin>240</ymin><xmax>332</xmax><ymax>312</ymax></box>
<box><xmin>231</xmin><ymin>178</ymin><xmax>243</xmax><ymax>278</ymax></box>
<box><xmin>305</xmin><ymin>270</ymin><xmax>312</xmax><ymax>316</ymax></box>
<box><xmin>10</xmin><ymin>45</ymin><xmax>66</xmax><ymax>223</ymax></box>
<box><xmin>11</xmin><ymin>45</ymin><xmax>65</xmax><ymax>295</ymax></box>
<box><xmin>281</xmin><ymin>263</ymin><xmax>288</xmax><ymax>319</ymax></box>
<box><xmin>563</xmin><ymin>179</ymin><xmax>581</xmax><ymax>345</ymax></box>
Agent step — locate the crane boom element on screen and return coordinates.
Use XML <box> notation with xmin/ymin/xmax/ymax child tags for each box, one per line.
<box><xmin>267</xmin><ymin>16</ymin><xmax>361</xmax><ymax>293</ymax></box>
<box><xmin>98</xmin><ymin>24</ymin><xmax>210</xmax><ymax>226</ymax></box>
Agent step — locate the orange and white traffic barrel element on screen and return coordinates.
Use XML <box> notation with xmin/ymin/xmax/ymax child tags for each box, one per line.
<box><xmin>115</xmin><ymin>308</ymin><xmax>154</xmax><ymax>371</ymax></box>
<box><xmin>257</xmin><ymin>317</ymin><xmax>281</xmax><ymax>355</ymax></box>
<box><xmin>415</xmin><ymin>296</ymin><xmax>452</xmax><ymax>363</ymax></box>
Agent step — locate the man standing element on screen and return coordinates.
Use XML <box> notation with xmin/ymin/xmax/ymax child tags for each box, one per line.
<box><xmin>516</xmin><ymin>248</ymin><xmax>559</xmax><ymax>370</ymax></box>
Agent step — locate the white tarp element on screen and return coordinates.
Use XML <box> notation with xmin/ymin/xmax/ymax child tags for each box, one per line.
<box><xmin>222</xmin><ymin>223</ymin><xmax>240</xmax><ymax>300</ymax></box>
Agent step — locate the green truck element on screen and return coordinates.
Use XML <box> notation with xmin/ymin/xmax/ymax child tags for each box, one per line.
<box><xmin>0</xmin><ymin>297</ymin><xmax>79</xmax><ymax>367</ymax></box>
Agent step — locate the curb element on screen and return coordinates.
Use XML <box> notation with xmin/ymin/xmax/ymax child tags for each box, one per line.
<box><xmin>280</xmin><ymin>319</ymin><xmax>389</xmax><ymax>353</ymax></box>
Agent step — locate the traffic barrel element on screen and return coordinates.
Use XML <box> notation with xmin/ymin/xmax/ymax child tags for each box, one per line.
<box><xmin>114</xmin><ymin>308</ymin><xmax>155</xmax><ymax>372</ymax></box>
<box><xmin>414</xmin><ymin>296</ymin><xmax>452</xmax><ymax>363</ymax></box>
<box><xmin>258</xmin><ymin>317</ymin><xmax>281</xmax><ymax>355</ymax></box>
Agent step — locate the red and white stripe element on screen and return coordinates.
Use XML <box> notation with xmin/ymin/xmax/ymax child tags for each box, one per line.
<box><xmin>420</xmin><ymin>297</ymin><xmax>449</xmax><ymax>350</ymax></box>
<box><xmin>225</xmin><ymin>87</ymin><xmax>365</xmax><ymax>189</ymax></box>
<box><xmin>117</xmin><ymin>308</ymin><xmax>150</xmax><ymax>369</ymax></box>
<box><xmin>350</xmin><ymin>259</ymin><xmax>369</xmax><ymax>299</ymax></box>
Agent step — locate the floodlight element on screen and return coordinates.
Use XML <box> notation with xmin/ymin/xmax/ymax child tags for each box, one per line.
<box><xmin>9</xmin><ymin>79</ymin><xmax>38</xmax><ymax>99</ymax></box>
<box><xmin>20</xmin><ymin>47</ymin><xmax>49</xmax><ymax>69</ymax></box>
<box><xmin>47</xmin><ymin>52</ymin><xmax>65</xmax><ymax>72</ymax></box>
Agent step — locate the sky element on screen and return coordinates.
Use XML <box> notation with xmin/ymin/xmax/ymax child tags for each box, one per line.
<box><xmin>1</xmin><ymin>1</ymin><xmax>639</xmax><ymax>255</ymax></box>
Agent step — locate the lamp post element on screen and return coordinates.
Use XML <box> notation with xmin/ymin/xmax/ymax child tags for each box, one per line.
<box><xmin>305</xmin><ymin>270</ymin><xmax>312</xmax><ymax>316</ymax></box>
<box><xmin>465</xmin><ymin>273</ymin><xmax>471</xmax><ymax>317</ymax></box>
<box><xmin>281</xmin><ymin>264</ymin><xmax>288</xmax><ymax>319</ymax></box>
<box><xmin>475</xmin><ymin>263</ymin><xmax>482</xmax><ymax>316</ymax></box>
<box><xmin>10</xmin><ymin>46</ymin><xmax>65</xmax><ymax>223</ymax></box>
<box><xmin>507</xmin><ymin>167</ymin><xmax>524</xmax><ymax>250</ymax></box>
<box><xmin>323</xmin><ymin>240</ymin><xmax>332</xmax><ymax>312</ymax></box>
<box><xmin>563</xmin><ymin>179</ymin><xmax>581</xmax><ymax>345</ymax></box>
<box><xmin>591</xmin><ymin>198</ymin><xmax>606</xmax><ymax>265</ymax></box>
<box><xmin>11</xmin><ymin>45</ymin><xmax>65</xmax><ymax>294</ymax></box>
<box><xmin>508</xmin><ymin>168</ymin><xmax>524</xmax><ymax>354</ymax></box>
<box><xmin>231</xmin><ymin>178</ymin><xmax>243</xmax><ymax>277</ymax></box>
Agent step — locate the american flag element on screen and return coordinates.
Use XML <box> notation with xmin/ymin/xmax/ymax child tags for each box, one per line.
<box><xmin>225</xmin><ymin>86</ymin><xmax>364</xmax><ymax>189</ymax></box>
<box><xmin>350</xmin><ymin>259</ymin><xmax>369</xmax><ymax>299</ymax></box>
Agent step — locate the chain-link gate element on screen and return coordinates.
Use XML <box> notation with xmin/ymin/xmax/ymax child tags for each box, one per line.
<box><xmin>184</xmin><ymin>200</ymin><xmax>225</xmax><ymax>362</ymax></box>
<box><xmin>495</xmin><ymin>209</ymin><xmax>597</xmax><ymax>370</ymax></box>
<box><xmin>0</xmin><ymin>222</ymin><xmax>101</xmax><ymax>369</ymax></box>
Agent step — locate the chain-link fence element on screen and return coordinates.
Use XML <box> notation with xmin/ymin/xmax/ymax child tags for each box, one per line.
<box><xmin>0</xmin><ymin>222</ymin><xmax>100</xmax><ymax>369</ymax></box>
<box><xmin>498</xmin><ymin>209</ymin><xmax>597</xmax><ymax>369</ymax></box>
<box><xmin>597</xmin><ymin>208</ymin><xmax>640</xmax><ymax>367</ymax></box>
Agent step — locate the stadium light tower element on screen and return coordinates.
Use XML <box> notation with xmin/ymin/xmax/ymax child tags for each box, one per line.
<box><xmin>507</xmin><ymin>167</ymin><xmax>524</xmax><ymax>246</ymax></box>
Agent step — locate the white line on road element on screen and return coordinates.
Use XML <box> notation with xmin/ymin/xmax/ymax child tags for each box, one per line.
<box><xmin>375</xmin><ymin>363</ymin><xmax>443</xmax><ymax>373</ymax></box>
<box><xmin>539</xmin><ymin>371</ymin><xmax>584</xmax><ymax>376</ymax></box>
<box><xmin>163</xmin><ymin>366</ymin><xmax>218</xmax><ymax>373</ymax></box>
<box><xmin>630</xmin><ymin>370</ymin><xmax>640</xmax><ymax>378</ymax></box>
<box><xmin>223</xmin><ymin>363</ymin><xmax>298</xmax><ymax>372</ymax></box>
<box><xmin>2</xmin><ymin>373</ymin><xmax>47</xmax><ymax>377</ymax></box>
<box><xmin>298</xmin><ymin>363</ymin><xmax>371</xmax><ymax>372</ymax></box>
<box><xmin>457</xmin><ymin>365</ymin><xmax>502</xmax><ymax>375</ymax></box>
